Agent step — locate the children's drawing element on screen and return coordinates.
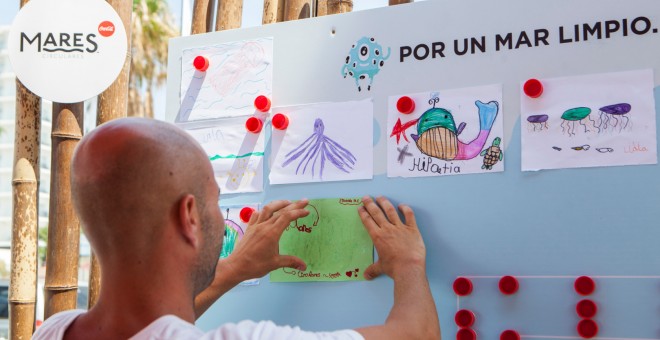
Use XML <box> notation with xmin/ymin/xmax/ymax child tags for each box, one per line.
<box><xmin>397</xmin><ymin>145</ymin><xmax>413</xmax><ymax>164</ymax></box>
<box><xmin>560</xmin><ymin>107</ymin><xmax>595</xmax><ymax>136</ymax></box>
<box><xmin>179</xmin><ymin>117</ymin><xmax>265</xmax><ymax>194</ymax></box>
<box><xmin>270</xmin><ymin>100</ymin><xmax>373</xmax><ymax>185</ymax></box>
<box><xmin>220</xmin><ymin>209</ymin><xmax>245</xmax><ymax>259</ymax></box>
<box><xmin>387</xmin><ymin>84</ymin><xmax>504</xmax><ymax>178</ymax></box>
<box><xmin>177</xmin><ymin>38</ymin><xmax>273</xmax><ymax>122</ymax></box>
<box><xmin>219</xmin><ymin>205</ymin><xmax>258</xmax><ymax>285</ymax></box>
<box><xmin>597</xmin><ymin>103</ymin><xmax>632</xmax><ymax>132</ymax></box>
<box><xmin>341</xmin><ymin>37</ymin><xmax>390</xmax><ymax>92</ymax></box>
<box><xmin>282</xmin><ymin>118</ymin><xmax>356</xmax><ymax>179</ymax></box>
<box><xmin>527</xmin><ymin>114</ymin><xmax>549</xmax><ymax>131</ymax></box>
<box><xmin>480</xmin><ymin>137</ymin><xmax>503</xmax><ymax>170</ymax></box>
<box><xmin>520</xmin><ymin>69</ymin><xmax>656</xmax><ymax>171</ymax></box>
<box><xmin>270</xmin><ymin>198</ymin><xmax>374</xmax><ymax>283</ymax></box>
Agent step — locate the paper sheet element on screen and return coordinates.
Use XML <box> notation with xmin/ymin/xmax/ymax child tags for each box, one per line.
<box><xmin>387</xmin><ymin>84</ymin><xmax>504</xmax><ymax>177</ymax></box>
<box><xmin>180</xmin><ymin>117</ymin><xmax>265</xmax><ymax>194</ymax></box>
<box><xmin>521</xmin><ymin>69</ymin><xmax>657</xmax><ymax>171</ymax></box>
<box><xmin>269</xmin><ymin>100</ymin><xmax>374</xmax><ymax>185</ymax></box>
<box><xmin>219</xmin><ymin>204</ymin><xmax>259</xmax><ymax>285</ymax></box>
<box><xmin>270</xmin><ymin>198</ymin><xmax>374</xmax><ymax>282</ymax></box>
<box><xmin>177</xmin><ymin>38</ymin><xmax>273</xmax><ymax>122</ymax></box>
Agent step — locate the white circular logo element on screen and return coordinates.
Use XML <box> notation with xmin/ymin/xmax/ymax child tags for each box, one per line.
<box><xmin>8</xmin><ymin>0</ymin><xmax>127</xmax><ymax>103</ymax></box>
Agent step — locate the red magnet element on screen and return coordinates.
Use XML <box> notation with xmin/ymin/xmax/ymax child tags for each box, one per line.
<box><xmin>576</xmin><ymin>299</ymin><xmax>597</xmax><ymax>319</ymax></box>
<box><xmin>523</xmin><ymin>78</ymin><xmax>543</xmax><ymax>98</ymax></box>
<box><xmin>193</xmin><ymin>56</ymin><xmax>209</xmax><ymax>72</ymax></box>
<box><xmin>453</xmin><ymin>277</ymin><xmax>473</xmax><ymax>296</ymax></box>
<box><xmin>577</xmin><ymin>319</ymin><xmax>598</xmax><ymax>338</ymax></box>
<box><xmin>574</xmin><ymin>276</ymin><xmax>595</xmax><ymax>296</ymax></box>
<box><xmin>454</xmin><ymin>309</ymin><xmax>475</xmax><ymax>328</ymax></box>
<box><xmin>500</xmin><ymin>330</ymin><xmax>520</xmax><ymax>340</ymax></box>
<box><xmin>254</xmin><ymin>95</ymin><xmax>271</xmax><ymax>112</ymax></box>
<box><xmin>456</xmin><ymin>328</ymin><xmax>476</xmax><ymax>340</ymax></box>
<box><xmin>499</xmin><ymin>275</ymin><xmax>519</xmax><ymax>295</ymax></box>
<box><xmin>396</xmin><ymin>96</ymin><xmax>415</xmax><ymax>114</ymax></box>
<box><xmin>245</xmin><ymin>117</ymin><xmax>263</xmax><ymax>133</ymax></box>
<box><xmin>272</xmin><ymin>113</ymin><xmax>289</xmax><ymax>130</ymax></box>
<box><xmin>239</xmin><ymin>207</ymin><xmax>255</xmax><ymax>223</ymax></box>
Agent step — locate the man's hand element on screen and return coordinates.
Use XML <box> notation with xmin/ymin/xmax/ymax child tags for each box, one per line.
<box><xmin>358</xmin><ymin>196</ymin><xmax>426</xmax><ymax>280</ymax></box>
<box><xmin>195</xmin><ymin>200</ymin><xmax>310</xmax><ymax>318</ymax></box>
<box><xmin>224</xmin><ymin>199</ymin><xmax>310</xmax><ymax>281</ymax></box>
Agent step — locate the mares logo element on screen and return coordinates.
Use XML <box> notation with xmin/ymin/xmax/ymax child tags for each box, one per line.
<box><xmin>19</xmin><ymin>32</ymin><xmax>99</xmax><ymax>53</ymax></box>
<box><xmin>98</xmin><ymin>21</ymin><xmax>115</xmax><ymax>37</ymax></box>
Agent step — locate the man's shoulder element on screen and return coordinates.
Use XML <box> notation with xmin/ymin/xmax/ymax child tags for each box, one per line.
<box><xmin>201</xmin><ymin>320</ymin><xmax>364</xmax><ymax>340</ymax></box>
<box><xmin>32</xmin><ymin>310</ymin><xmax>86</xmax><ymax>340</ymax></box>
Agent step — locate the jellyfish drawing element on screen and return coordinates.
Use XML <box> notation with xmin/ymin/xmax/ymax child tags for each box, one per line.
<box><xmin>597</xmin><ymin>103</ymin><xmax>631</xmax><ymax>133</ymax></box>
<box><xmin>560</xmin><ymin>107</ymin><xmax>595</xmax><ymax>136</ymax></box>
<box><xmin>527</xmin><ymin>114</ymin><xmax>549</xmax><ymax>132</ymax></box>
<box><xmin>282</xmin><ymin>118</ymin><xmax>356</xmax><ymax>179</ymax></box>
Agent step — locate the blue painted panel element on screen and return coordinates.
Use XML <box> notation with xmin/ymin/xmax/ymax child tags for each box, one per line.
<box><xmin>166</xmin><ymin>1</ymin><xmax>660</xmax><ymax>338</ymax></box>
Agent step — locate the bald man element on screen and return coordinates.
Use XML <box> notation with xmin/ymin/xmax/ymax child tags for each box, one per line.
<box><xmin>32</xmin><ymin>118</ymin><xmax>440</xmax><ymax>340</ymax></box>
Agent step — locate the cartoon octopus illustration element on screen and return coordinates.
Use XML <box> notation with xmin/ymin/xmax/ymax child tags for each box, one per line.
<box><xmin>341</xmin><ymin>37</ymin><xmax>390</xmax><ymax>92</ymax></box>
<box><xmin>282</xmin><ymin>118</ymin><xmax>356</xmax><ymax>179</ymax></box>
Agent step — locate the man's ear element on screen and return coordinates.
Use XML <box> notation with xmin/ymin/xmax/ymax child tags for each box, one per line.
<box><xmin>178</xmin><ymin>194</ymin><xmax>201</xmax><ymax>248</ymax></box>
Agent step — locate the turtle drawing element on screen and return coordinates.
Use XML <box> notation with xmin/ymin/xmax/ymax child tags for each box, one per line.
<box><xmin>480</xmin><ymin>137</ymin><xmax>503</xmax><ymax>170</ymax></box>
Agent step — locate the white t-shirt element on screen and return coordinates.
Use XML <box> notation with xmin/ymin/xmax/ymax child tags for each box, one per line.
<box><xmin>32</xmin><ymin>310</ymin><xmax>364</xmax><ymax>340</ymax></box>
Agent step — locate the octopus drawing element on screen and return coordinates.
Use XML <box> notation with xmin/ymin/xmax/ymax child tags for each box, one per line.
<box><xmin>282</xmin><ymin>118</ymin><xmax>356</xmax><ymax>179</ymax></box>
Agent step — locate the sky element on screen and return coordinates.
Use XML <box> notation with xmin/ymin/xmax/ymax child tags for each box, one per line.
<box><xmin>0</xmin><ymin>0</ymin><xmax>395</xmax><ymax>118</ymax></box>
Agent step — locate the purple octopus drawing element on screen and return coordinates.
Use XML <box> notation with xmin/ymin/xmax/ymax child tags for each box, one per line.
<box><xmin>282</xmin><ymin>118</ymin><xmax>356</xmax><ymax>179</ymax></box>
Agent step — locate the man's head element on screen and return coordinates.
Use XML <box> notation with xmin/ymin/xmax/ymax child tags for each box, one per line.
<box><xmin>71</xmin><ymin>118</ymin><xmax>224</xmax><ymax>295</ymax></box>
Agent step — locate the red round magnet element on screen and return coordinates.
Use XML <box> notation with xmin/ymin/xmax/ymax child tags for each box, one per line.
<box><xmin>239</xmin><ymin>207</ymin><xmax>255</xmax><ymax>223</ymax></box>
<box><xmin>523</xmin><ymin>78</ymin><xmax>543</xmax><ymax>98</ymax></box>
<box><xmin>574</xmin><ymin>276</ymin><xmax>595</xmax><ymax>296</ymax></box>
<box><xmin>454</xmin><ymin>309</ymin><xmax>475</xmax><ymax>328</ymax></box>
<box><xmin>453</xmin><ymin>277</ymin><xmax>473</xmax><ymax>296</ymax></box>
<box><xmin>500</xmin><ymin>330</ymin><xmax>520</xmax><ymax>340</ymax></box>
<box><xmin>254</xmin><ymin>95</ymin><xmax>271</xmax><ymax>112</ymax></box>
<box><xmin>193</xmin><ymin>56</ymin><xmax>209</xmax><ymax>72</ymax></box>
<box><xmin>245</xmin><ymin>117</ymin><xmax>263</xmax><ymax>133</ymax></box>
<box><xmin>576</xmin><ymin>299</ymin><xmax>597</xmax><ymax>318</ymax></box>
<box><xmin>499</xmin><ymin>275</ymin><xmax>519</xmax><ymax>295</ymax></box>
<box><xmin>396</xmin><ymin>96</ymin><xmax>415</xmax><ymax>114</ymax></box>
<box><xmin>577</xmin><ymin>319</ymin><xmax>598</xmax><ymax>338</ymax></box>
<box><xmin>456</xmin><ymin>328</ymin><xmax>476</xmax><ymax>340</ymax></box>
<box><xmin>272</xmin><ymin>113</ymin><xmax>289</xmax><ymax>130</ymax></box>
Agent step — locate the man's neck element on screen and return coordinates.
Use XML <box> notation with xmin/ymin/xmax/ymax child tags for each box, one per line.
<box><xmin>63</xmin><ymin>263</ymin><xmax>196</xmax><ymax>340</ymax></box>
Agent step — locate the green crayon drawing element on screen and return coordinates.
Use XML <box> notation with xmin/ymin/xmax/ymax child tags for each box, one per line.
<box><xmin>209</xmin><ymin>151</ymin><xmax>265</xmax><ymax>161</ymax></box>
<box><xmin>270</xmin><ymin>198</ymin><xmax>374</xmax><ymax>282</ymax></box>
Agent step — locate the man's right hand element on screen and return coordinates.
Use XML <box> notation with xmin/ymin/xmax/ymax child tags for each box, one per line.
<box><xmin>358</xmin><ymin>196</ymin><xmax>426</xmax><ymax>280</ymax></box>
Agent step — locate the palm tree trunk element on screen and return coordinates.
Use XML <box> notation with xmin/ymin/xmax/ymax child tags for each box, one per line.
<box><xmin>191</xmin><ymin>0</ymin><xmax>210</xmax><ymax>34</ymax></box>
<box><xmin>88</xmin><ymin>0</ymin><xmax>133</xmax><ymax>309</ymax></box>
<box><xmin>284</xmin><ymin>0</ymin><xmax>311</xmax><ymax>20</ymax></box>
<box><xmin>144</xmin><ymin>87</ymin><xmax>154</xmax><ymax>119</ymax></box>
<box><xmin>262</xmin><ymin>0</ymin><xmax>284</xmax><ymax>24</ymax></box>
<box><xmin>44</xmin><ymin>103</ymin><xmax>83</xmax><ymax>319</ymax></box>
<box><xmin>216</xmin><ymin>0</ymin><xmax>242</xmax><ymax>31</ymax></box>
<box><xmin>389</xmin><ymin>0</ymin><xmax>413</xmax><ymax>5</ymax></box>
<box><xmin>9</xmin><ymin>78</ymin><xmax>41</xmax><ymax>339</ymax></box>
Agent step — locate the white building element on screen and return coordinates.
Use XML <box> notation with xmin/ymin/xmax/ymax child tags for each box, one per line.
<box><xmin>0</xmin><ymin>26</ymin><xmax>52</xmax><ymax>243</ymax></box>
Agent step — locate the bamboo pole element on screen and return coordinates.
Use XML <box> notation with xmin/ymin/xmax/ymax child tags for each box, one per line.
<box><xmin>284</xmin><ymin>0</ymin><xmax>311</xmax><ymax>21</ymax></box>
<box><xmin>325</xmin><ymin>0</ymin><xmax>352</xmax><ymax>15</ymax></box>
<box><xmin>44</xmin><ymin>103</ymin><xmax>83</xmax><ymax>319</ymax></box>
<box><xmin>215</xmin><ymin>0</ymin><xmax>242</xmax><ymax>31</ymax></box>
<box><xmin>9</xmin><ymin>78</ymin><xmax>41</xmax><ymax>339</ymax></box>
<box><xmin>88</xmin><ymin>0</ymin><xmax>133</xmax><ymax>309</ymax></box>
<box><xmin>262</xmin><ymin>0</ymin><xmax>284</xmax><ymax>24</ymax></box>
<box><xmin>389</xmin><ymin>0</ymin><xmax>412</xmax><ymax>5</ymax></box>
<box><xmin>191</xmin><ymin>0</ymin><xmax>210</xmax><ymax>34</ymax></box>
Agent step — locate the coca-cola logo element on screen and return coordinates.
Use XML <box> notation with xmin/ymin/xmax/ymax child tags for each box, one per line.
<box><xmin>98</xmin><ymin>21</ymin><xmax>115</xmax><ymax>37</ymax></box>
